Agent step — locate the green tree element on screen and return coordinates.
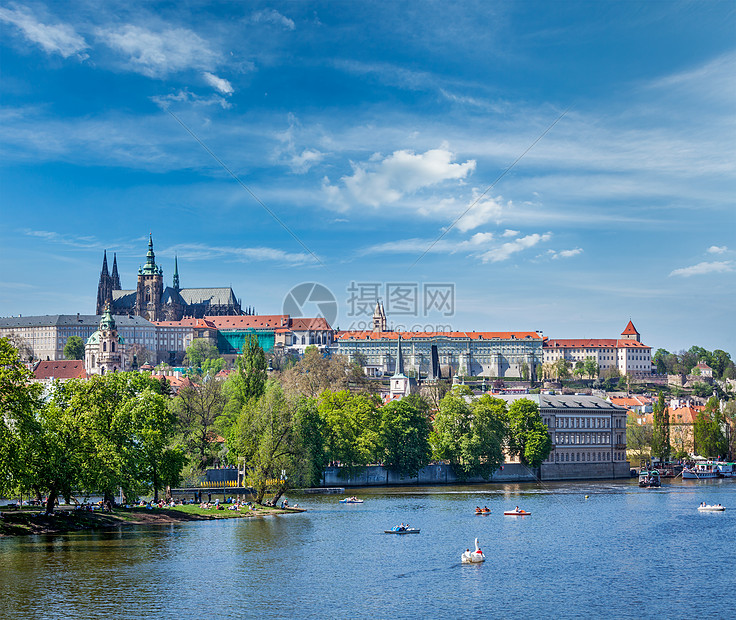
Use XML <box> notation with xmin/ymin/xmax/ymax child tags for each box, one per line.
<box><xmin>282</xmin><ymin>348</ymin><xmax>351</xmax><ymax>397</ymax></box>
<box><xmin>505</xmin><ymin>398</ymin><xmax>552</xmax><ymax>468</ymax></box>
<box><xmin>173</xmin><ymin>373</ymin><xmax>227</xmax><ymax>470</ymax></box>
<box><xmin>691</xmin><ymin>382</ymin><xmax>713</xmax><ymax>398</ymax></box>
<box><xmin>653</xmin><ymin>349</ymin><xmax>670</xmax><ymax>375</ymax></box>
<box><xmin>126</xmin><ymin>388</ymin><xmax>184</xmax><ymax>502</ymax></box>
<box><xmin>626</xmin><ymin>416</ymin><xmax>653</xmax><ymax>463</ymax></box>
<box><xmin>573</xmin><ymin>360</ymin><xmax>585</xmax><ymax>379</ymax></box>
<box><xmin>0</xmin><ymin>338</ymin><xmax>44</xmax><ymax>499</ymax></box>
<box><xmin>430</xmin><ymin>392</ymin><xmax>506</xmax><ymax>480</ymax></box>
<box><xmin>184</xmin><ymin>338</ymin><xmax>220</xmax><ymax>369</ymax></box>
<box><xmin>554</xmin><ymin>358</ymin><xmax>571</xmax><ymax>380</ymax></box>
<box><xmin>651</xmin><ymin>392</ymin><xmax>670</xmax><ymax>462</ymax></box>
<box><xmin>520</xmin><ymin>361</ymin><xmax>530</xmax><ymax>382</ymax></box>
<box><xmin>584</xmin><ymin>357</ymin><xmax>599</xmax><ymax>380</ymax></box>
<box><xmin>63</xmin><ymin>335</ymin><xmax>85</xmax><ymax>360</ymax></box>
<box><xmin>693</xmin><ymin>397</ymin><xmax>728</xmax><ymax>457</ymax></box>
<box><xmin>378</xmin><ymin>395</ymin><xmax>432</xmax><ymax>478</ymax></box>
<box><xmin>319</xmin><ymin>390</ymin><xmax>381</xmax><ymax>476</ymax></box>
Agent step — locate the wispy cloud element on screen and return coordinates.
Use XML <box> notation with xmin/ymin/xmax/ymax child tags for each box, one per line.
<box><xmin>323</xmin><ymin>147</ymin><xmax>475</xmax><ymax>210</ymax></box>
<box><xmin>669</xmin><ymin>261</ymin><xmax>734</xmax><ymax>277</ymax></box>
<box><xmin>164</xmin><ymin>243</ymin><xmax>316</xmax><ymax>265</ymax></box>
<box><xmin>0</xmin><ymin>4</ymin><xmax>88</xmax><ymax>59</ymax></box>
<box><xmin>551</xmin><ymin>248</ymin><xmax>583</xmax><ymax>259</ymax></box>
<box><xmin>274</xmin><ymin>114</ymin><xmax>326</xmax><ymax>173</ymax></box>
<box><xmin>250</xmin><ymin>9</ymin><xmax>295</xmax><ymax>31</ymax></box>
<box><xmin>707</xmin><ymin>245</ymin><xmax>728</xmax><ymax>255</ymax></box>
<box><xmin>479</xmin><ymin>233</ymin><xmax>551</xmax><ymax>263</ymax></box>
<box><xmin>95</xmin><ymin>24</ymin><xmax>220</xmax><ymax>78</ymax></box>
<box><xmin>203</xmin><ymin>72</ymin><xmax>233</xmax><ymax>95</ymax></box>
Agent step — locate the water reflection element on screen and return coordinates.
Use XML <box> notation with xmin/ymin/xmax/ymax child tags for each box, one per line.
<box><xmin>2</xmin><ymin>479</ymin><xmax>734</xmax><ymax>618</ymax></box>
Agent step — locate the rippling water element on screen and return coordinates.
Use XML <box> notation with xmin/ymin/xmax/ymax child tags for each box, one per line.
<box><xmin>2</xmin><ymin>478</ymin><xmax>735</xmax><ymax>619</ymax></box>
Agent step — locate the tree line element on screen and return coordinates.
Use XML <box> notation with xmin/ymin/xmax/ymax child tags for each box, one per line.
<box><xmin>1</xmin><ymin>337</ymin><xmax>552</xmax><ymax>512</ymax></box>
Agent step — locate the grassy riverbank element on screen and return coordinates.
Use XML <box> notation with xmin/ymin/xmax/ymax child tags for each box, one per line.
<box><xmin>0</xmin><ymin>504</ymin><xmax>304</xmax><ymax>537</ymax></box>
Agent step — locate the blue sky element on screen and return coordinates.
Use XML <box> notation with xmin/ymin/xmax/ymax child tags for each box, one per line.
<box><xmin>1</xmin><ymin>1</ymin><xmax>734</xmax><ymax>356</ymax></box>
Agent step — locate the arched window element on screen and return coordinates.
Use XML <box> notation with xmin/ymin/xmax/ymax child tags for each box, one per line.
<box><xmin>112</xmin><ymin>342</ymin><xmax>116</xmax><ymax>352</ymax></box>
<box><xmin>101</xmin><ymin>367</ymin><xmax>105</xmax><ymax>375</ymax></box>
<box><xmin>103</xmin><ymin>342</ymin><xmax>107</xmax><ymax>352</ymax></box>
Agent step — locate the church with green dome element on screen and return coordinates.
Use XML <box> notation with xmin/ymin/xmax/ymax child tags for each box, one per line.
<box><xmin>84</xmin><ymin>304</ymin><xmax>126</xmax><ymax>375</ymax></box>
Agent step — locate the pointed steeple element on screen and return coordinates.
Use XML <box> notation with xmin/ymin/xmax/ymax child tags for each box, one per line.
<box><xmin>173</xmin><ymin>255</ymin><xmax>180</xmax><ymax>290</ymax></box>
<box><xmin>111</xmin><ymin>253</ymin><xmax>121</xmax><ymax>290</ymax></box>
<box><xmin>141</xmin><ymin>233</ymin><xmax>159</xmax><ymax>275</ymax></box>
<box><xmin>392</xmin><ymin>334</ymin><xmax>405</xmax><ymax>377</ymax></box>
<box><xmin>621</xmin><ymin>319</ymin><xmax>640</xmax><ymax>342</ymax></box>
<box><xmin>101</xmin><ymin>250</ymin><xmax>109</xmax><ymax>277</ymax></box>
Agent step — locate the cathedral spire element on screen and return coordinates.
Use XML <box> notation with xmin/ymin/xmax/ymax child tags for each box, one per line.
<box><xmin>111</xmin><ymin>253</ymin><xmax>121</xmax><ymax>290</ymax></box>
<box><xmin>173</xmin><ymin>255</ymin><xmax>180</xmax><ymax>290</ymax></box>
<box><xmin>141</xmin><ymin>233</ymin><xmax>161</xmax><ymax>275</ymax></box>
<box><xmin>101</xmin><ymin>250</ymin><xmax>109</xmax><ymax>277</ymax></box>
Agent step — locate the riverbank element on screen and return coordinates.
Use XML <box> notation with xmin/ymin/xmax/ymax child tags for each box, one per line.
<box><xmin>0</xmin><ymin>504</ymin><xmax>304</xmax><ymax>537</ymax></box>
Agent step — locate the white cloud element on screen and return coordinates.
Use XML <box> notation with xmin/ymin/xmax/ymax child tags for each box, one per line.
<box><xmin>479</xmin><ymin>233</ymin><xmax>551</xmax><ymax>263</ymax></box>
<box><xmin>323</xmin><ymin>148</ymin><xmax>475</xmax><ymax>209</ymax></box>
<box><xmin>669</xmin><ymin>261</ymin><xmax>734</xmax><ymax>278</ymax></box>
<box><xmin>502</xmin><ymin>229</ymin><xmax>519</xmax><ymax>237</ymax></box>
<box><xmin>203</xmin><ymin>72</ymin><xmax>233</xmax><ymax>95</ymax></box>
<box><xmin>251</xmin><ymin>9</ymin><xmax>296</xmax><ymax>31</ymax></box>
<box><xmin>151</xmin><ymin>89</ymin><xmax>231</xmax><ymax>110</ymax></box>
<box><xmin>0</xmin><ymin>4</ymin><xmax>88</xmax><ymax>59</ymax></box>
<box><xmin>551</xmin><ymin>248</ymin><xmax>583</xmax><ymax>259</ymax></box>
<box><xmin>707</xmin><ymin>245</ymin><xmax>728</xmax><ymax>255</ymax></box>
<box><xmin>274</xmin><ymin>114</ymin><xmax>326</xmax><ymax>173</ymax></box>
<box><xmin>96</xmin><ymin>25</ymin><xmax>219</xmax><ymax>78</ymax></box>
<box><xmin>456</xmin><ymin>194</ymin><xmax>512</xmax><ymax>232</ymax></box>
<box><xmin>164</xmin><ymin>243</ymin><xmax>315</xmax><ymax>265</ymax></box>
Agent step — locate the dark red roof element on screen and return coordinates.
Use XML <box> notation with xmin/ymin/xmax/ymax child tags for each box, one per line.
<box><xmin>33</xmin><ymin>360</ymin><xmax>86</xmax><ymax>380</ymax></box>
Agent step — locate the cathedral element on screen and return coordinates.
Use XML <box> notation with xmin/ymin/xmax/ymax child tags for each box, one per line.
<box><xmin>96</xmin><ymin>235</ymin><xmax>246</xmax><ymax>321</ymax></box>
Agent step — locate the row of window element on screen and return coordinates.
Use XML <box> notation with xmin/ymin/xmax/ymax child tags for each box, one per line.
<box><xmin>555</xmin><ymin>433</ymin><xmax>611</xmax><ymax>446</ymax></box>
<box><xmin>554</xmin><ymin>451</ymin><xmax>625</xmax><ymax>462</ymax></box>
<box><xmin>555</xmin><ymin>417</ymin><xmax>612</xmax><ymax>429</ymax></box>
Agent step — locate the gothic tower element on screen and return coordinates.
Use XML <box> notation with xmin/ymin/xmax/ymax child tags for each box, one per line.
<box><xmin>134</xmin><ymin>234</ymin><xmax>164</xmax><ymax>321</ymax></box>
<box><xmin>111</xmin><ymin>253</ymin><xmax>121</xmax><ymax>290</ymax></box>
<box><xmin>96</xmin><ymin>250</ymin><xmax>113</xmax><ymax>315</ymax></box>
<box><xmin>172</xmin><ymin>255</ymin><xmax>180</xmax><ymax>291</ymax></box>
<box><xmin>372</xmin><ymin>300</ymin><xmax>387</xmax><ymax>332</ymax></box>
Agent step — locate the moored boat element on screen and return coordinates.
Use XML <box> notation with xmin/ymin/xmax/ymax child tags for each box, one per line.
<box><xmin>682</xmin><ymin>462</ymin><xmax>721</xmax><ymax>480</ymax></box>
<box><xmin>384</xmin><ymin>526</ymin><xmax>420</xmax><ymax>534</ymax></box>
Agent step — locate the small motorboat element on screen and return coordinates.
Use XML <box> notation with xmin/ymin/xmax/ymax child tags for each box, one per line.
<box><xmin>461</xmin><ymin>538</ymin><xmax>485</xmax><ymax>564</ymax></box>
<box><xmin>475</xmin><ymin>508</ymin><xmax>491</xmax><ymax>515</ymax></box>
<box><xmin>697</xmin><ymin>504</ymin><xmax>725</xmax><ymax>512</ymax></box>
<box><xmin>504</xmin><ymin>508</ymin><xmax>531</xmax><ymax>516</ymax></box>
<box><xmin>338</xmin><ymin>497</ymin><xmax>363</xmax><ymax>503</ymax></box>
<box><xmin>384</xmin><ymin>526</ymin><xmax>420</xmax><ymax>534</ymax></box>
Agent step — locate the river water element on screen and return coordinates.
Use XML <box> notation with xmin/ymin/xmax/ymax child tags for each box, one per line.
<box><xmin>2</xmin><ymin>478</ymin><xmax>735</xmax><ymax>619</ymax></box>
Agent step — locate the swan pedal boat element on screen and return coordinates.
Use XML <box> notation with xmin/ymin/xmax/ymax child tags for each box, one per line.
<box><xmin>461</xmin><ymin>538</ymin><xmax>485</xmax><ymax>564</ymax></box>
<box><xmin>504</xmin><ymin>510</ymin><xmax>531</xmax><ymax>516</ymax></box>
<box><xmin>338</xmin><ymin>498</ymin><xmax>363</xmax><ymax>503</ymax></box>
<box><xmin>384</xmin><ymin>527</ymin><xmax>420</xmax><ymax>534</ymax></box>
<box><xmin>698</xmin><ymin>504</ymin><xmax>725</xmax><ymax>511</ymax></box>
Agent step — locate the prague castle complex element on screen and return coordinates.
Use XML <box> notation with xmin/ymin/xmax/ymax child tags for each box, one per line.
<box><xmin>96</xmin><ymin>235</ymin><xmax>243</xmax><ymax>321</ymax></box>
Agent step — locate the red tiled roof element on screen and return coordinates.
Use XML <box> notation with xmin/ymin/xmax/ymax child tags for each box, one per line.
<box><xmin>153</xmin><ymin>318</ymin><xmax>198</xmax><ymax>327</ymax></box>
<box><xmin>205</xmin><ymin>315</ymin><xmax>290</xmax><ymax>329</ymax></box>
<box><xmin>33</xmin><ymin>360</ymin><xmax>86</xmax><ymax>380</ymax></box>
<box><xmin>610</xmin><ymin>396</ymin><xmax>647</xmax><ymax>408</ymax></box>
<box><xmin>543</xmin><ymin>339</ymin><xmax>649</xmax><ymax>349</ymax></box>
<box><xmin>695</xmin><ymin>362</ymin><xmax>712</xmax><ymax>370</ymax></box>
<box><xmin>336</xmin><ymin>330</ymin><xmax>542</xmax><ymax>341</ymax></box>
<box><xmin>195</xmin><ymin>318</ymin><xmax>217</xmax><ymax>329</ymax></box>
<box><xmin>290</xmin><ymin>317</ymin><xmax>332</xmax><ymax>331</ymax></box>
<box><xmin>668</xmin><ymin>406</ymin><xmax>701</xmax><ymax>424</ymax></box>
<box><xmin>150</xmin><ymin>374</ymin><xmax>195</xmax><ymax>388</ymax></box>
<box><xmin>621</xmin><ymin>320</ymin><xmax>639</xmax><ymax>336</ymax></box>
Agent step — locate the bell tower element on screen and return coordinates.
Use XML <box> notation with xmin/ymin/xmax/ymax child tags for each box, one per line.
<box><xmin>134</xmin><ymin>234</ymin><xmax>164</xmax><ymax>321</ymax></box>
